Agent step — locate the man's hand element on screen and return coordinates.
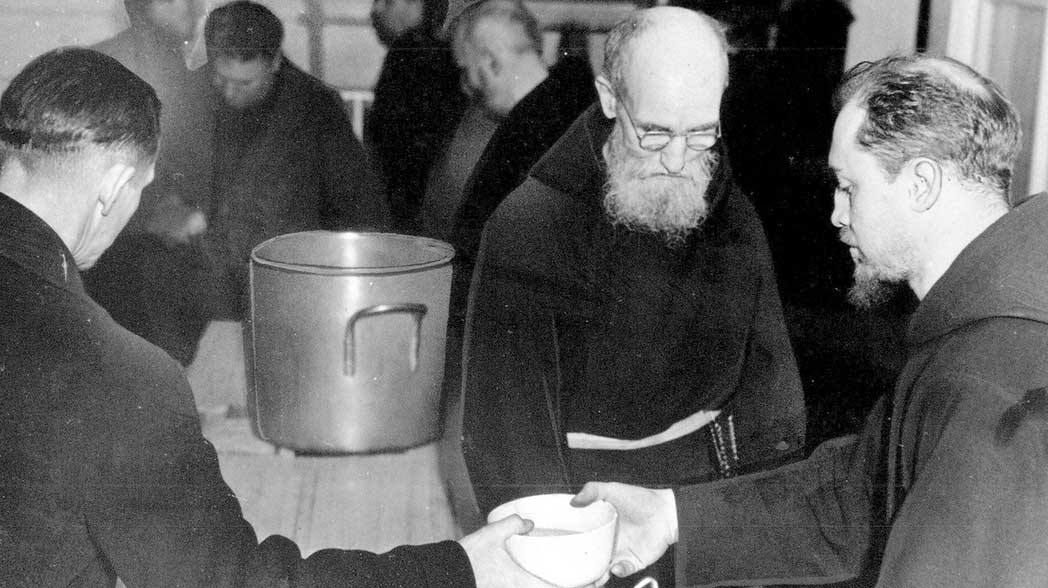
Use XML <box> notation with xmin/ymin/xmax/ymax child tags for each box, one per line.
<box><xmin>572</xmin><ymin>483</ymin><xmax>678</xmax><ymax>578</ymax></box>
<box><xmin>459</xmin><ymin>515</ymin><xmax>561</xmax><ymax>588</ymax></box>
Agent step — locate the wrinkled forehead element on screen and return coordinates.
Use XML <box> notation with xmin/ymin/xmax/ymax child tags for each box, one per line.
<box><xmin>622</xmin><ymin>62</ymin><xmax>725</xmax><ymax>127</ymax></box>
<box><xmin>618</xmin><ymin>27</ymin><xmax>727</xmax><ymax>122</ymax></box>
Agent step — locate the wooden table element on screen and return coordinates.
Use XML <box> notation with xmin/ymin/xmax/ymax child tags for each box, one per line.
<box><xmin>201</xmin><ymin>415</ymin><xmax>462</xmax><ymax>556</ymax></box>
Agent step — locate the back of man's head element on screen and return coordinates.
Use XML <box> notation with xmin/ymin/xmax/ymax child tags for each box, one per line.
<box><xmin>837</xmin><ymin>54</ymin><xmax>1021</xmax><ymax>198</ymax></box>
<box><xmin>0</xmin><ymin>47</ymin><xmax>161</xmax><ymax>174</ymax></box>
<box><xmin>601</xmin><ymin>7</ymin><xmax>728</xmax><ymax>103</ymax></box>
<box><xmin>204</xmin><ymin>0</ymin><xmax>283</xmax><ymax>62</ymax></box>
<box><xmin>453</xmin><ymin>0</ymin><xmax>542</xmax><ymax>61</ymax></box>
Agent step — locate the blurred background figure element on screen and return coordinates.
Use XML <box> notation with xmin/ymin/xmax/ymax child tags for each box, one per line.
<box><xmin>202</xmin><ymin>0</ymin><xmax>389</xmax><ymax>321</ymax></box>
<box><xmin>367</xmin><ymin>0</ymin><xmax>466</xmax><ymax>233</ymax></box>
<box><xmin>437</xmin><ymin>0</ymin><xmax>597</xmax><ymax>532</ymax></box>
<box><xmin>93</xmin><ymin>0</ymin><xmax>212</xmax><ymax>239</ymax></box>
<box><xmin>417</xmin><ymin>103</ymin><xmax>499</xmax><ymax>243</ymax></box>
<box><xmin>447</xmin><ymin>0</ymin><xmax>595</xmax><ymax>268</ymax></box>
<box><xmin>86</xmin><ymin>0</ymin><xmax>215</xmax><ymax>365</ymax></box>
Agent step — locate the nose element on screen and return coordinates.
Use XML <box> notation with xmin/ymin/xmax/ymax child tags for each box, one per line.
<box><xmin>658</xmin><ymin>136</ymin><xmax>688</xmax><ymax>175</ymax></box>
<box><xmin>830</xmin><ymin>191</ymin><xmax>849</xmax><ymax>228</ymax></box>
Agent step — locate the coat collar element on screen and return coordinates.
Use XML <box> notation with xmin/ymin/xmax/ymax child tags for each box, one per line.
<box><xmin>0</xmin><ymin>192</ymin><xmax>83</xmax><ymax>293</ymax></box>
<box><xmin>908</xmin><ymin>192</ymin><xmax>1048</xmax><ymax>346</ymax></box>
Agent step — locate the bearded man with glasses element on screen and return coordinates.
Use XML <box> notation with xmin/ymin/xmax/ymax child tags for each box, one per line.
<box><xmin>459</xmin><ymin>8</ymin><xmax>806</xmax><ymax>588</ymax></box>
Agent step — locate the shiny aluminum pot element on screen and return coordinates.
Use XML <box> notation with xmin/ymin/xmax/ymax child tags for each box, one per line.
<box><xmin>248</xmin><ymin>231</ymin><xmax>453</xmax><ymax>452</ymax></box>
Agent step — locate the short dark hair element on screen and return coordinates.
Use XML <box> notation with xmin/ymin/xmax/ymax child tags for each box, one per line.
<box><xmin>837</xmin><ymin>54</ymin><xmax>1021</xmax><ymax>196</ymax></box>
<box><xmin>204</xmin><ymin>1</ymin><xmax>283</xmax><ymax>62</ymax></box>
<box><xmin>0</xmin><ymin>47</ymin><xmax>161</xmax><ymax>167</ymax></box>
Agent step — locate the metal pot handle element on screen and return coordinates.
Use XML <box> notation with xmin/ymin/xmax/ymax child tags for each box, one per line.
<box><xmin>344</xmin><ymin>303</ymin><xmax>428</xmax><ymax>376</ymax></box>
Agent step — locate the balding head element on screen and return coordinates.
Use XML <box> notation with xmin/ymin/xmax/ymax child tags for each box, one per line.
<box><xmin>601</xmin><ymin>7</ymin><xmax>728</xmax><ymax>104</ymax></box>
<box><xmin>451</xmin><ymin>0</ymin><xmax>548</xmax><ymax>117</ymax></box>
<box><xmin>452</xmin><ymin>0</ymin><xmax>542</xmax><ymax>61</ymax></box>
<box><xmin>596</xmin><ymin>8</ymin><xmax>729</xmax><ymax>147</ymax></box>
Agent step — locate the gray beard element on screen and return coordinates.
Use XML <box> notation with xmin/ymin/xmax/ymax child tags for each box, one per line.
<box><xmin>603</xmin><ymin>130</ymin><xmax>719</xmax><ymax>247</ymax></box>
<box><xmin>841</xmin><ymin>229</ymin><xmax>914</xmax><ymax>310</ymax></box>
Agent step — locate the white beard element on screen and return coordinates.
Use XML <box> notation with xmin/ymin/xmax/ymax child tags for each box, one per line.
<box><xmin>603</xmin><ymin>128</ymin><xmax>719</xmax><ymax>247</ymax></box>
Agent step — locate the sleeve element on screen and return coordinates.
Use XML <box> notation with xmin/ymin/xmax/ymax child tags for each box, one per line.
<box><xmin>872</xmin><ymin>376</ymin><xmax>1048</xmax><ymax>588</ymax></box>
<box><xmin>317</xmin><ymin>91</ymin><xmax>390</xmax><ymax>231</ymax></box>
<box><xmin>727</xmin><ymin>196</ymin><xmax>808</xmax><ymax>473</ymax></box>
<box><xmin>673</xmin><ymin>399</ymin><xmax>888</xmax><ymax>587</ymax></box>
<box><xmin>460</xmin><ymin>211</ymin><xmax>573</xmax><ymax>516</ymax></box>
<box><xmin>84</xmin><ymin>368</ymin><xmax>475</xmax><ymax>588</ymax></box>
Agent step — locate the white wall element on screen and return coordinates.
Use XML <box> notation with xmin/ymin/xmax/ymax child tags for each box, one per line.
<box><xmin>0</xmin><ymin>0</ymin><xmax>127</xmax><ymax>89</ymax></box>
<box><xmin>844</xmin><ymin>0</ymin><xmax>922</xmax><ymax>67</ymax></box>
<box><xmin>0</xmin><ymin>0</ymin><xmax>384</xmax><ymax>91</ymax></box>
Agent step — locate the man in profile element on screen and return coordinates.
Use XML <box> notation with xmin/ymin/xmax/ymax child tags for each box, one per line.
<box><xmin>577</xmin><ymin>53</ymin><xmax>1048</xmax><ymax>588</ymax></box>
<box><xmin>203</xmin><ymin>1</ymin><xmax>389</xmax><ymax>319</ymax></box>
<box><xmin>0</xmin><ymin>45</ymin><xmax>561</xmax><ymax>588</ymax></box>
<box><xmin>461</xmin><ymin>8</ymin><xmax>806</xmax><ymax>587</ymax></box>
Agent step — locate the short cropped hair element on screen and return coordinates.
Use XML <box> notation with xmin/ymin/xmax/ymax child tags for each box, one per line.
<box><xmin>453</xmin><ymin>0</ymin><xmax>542</xmax><ymax>58</ymax></box>
<box><xmin>601</xmin><ymin>9</ymin><xmax>728</xmax><ymax>98</ymax></box>
<box><xmin>0</xmin><ymin>47</ymin><xmax>161</xmax><ymax>168</ymax></box>
<box><xmin>204</xmin><ymin>1</ymin><xmax>283</xmax><ymax>62</ymax></box>
<box><xmin>837</xmin><ymin>54</ymin><xmax>1022</xmax><ymax>196</ymax></box>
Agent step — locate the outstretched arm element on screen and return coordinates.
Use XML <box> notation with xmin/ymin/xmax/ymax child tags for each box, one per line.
<box><xmin>572</xmin><ymin>483</ymin><xmax>678</xmax><ymax>578</ymax></box>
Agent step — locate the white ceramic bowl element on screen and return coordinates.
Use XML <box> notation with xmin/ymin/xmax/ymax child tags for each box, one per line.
<box><xmin>487</xmin><ymin>493</ymin><xmax>618</xmax><ymax>588</ymax></box>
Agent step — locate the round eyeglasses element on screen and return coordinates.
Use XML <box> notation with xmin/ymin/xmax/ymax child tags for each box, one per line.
<box><xmin>617</xmin><ymin>96</ymin><xmax>721</xmax><ymax>152</ymax></box>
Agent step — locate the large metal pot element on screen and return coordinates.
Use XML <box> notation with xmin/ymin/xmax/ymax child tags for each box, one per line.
<box><xmin>248</xmin><ymin>231</ymin><xmax>453</xmax><ymax>453</ymax></box>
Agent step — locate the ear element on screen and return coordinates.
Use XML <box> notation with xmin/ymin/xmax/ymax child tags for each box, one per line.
<box><xmin>595</xmin><ymin>75</ymin><xmax>617</xmax><ymax>119</ymax></box>
<box><xmin>909</xmin><ymin>158</ymin><xmax>942</xmax><ymax>213</ymax></box>
<box><xmin>97</xmin><ymin>161</ymin><xmax>137</xmax><ymax>217</ymax></box>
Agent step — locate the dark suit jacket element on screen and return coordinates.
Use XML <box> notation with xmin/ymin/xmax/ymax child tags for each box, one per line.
<box><xmin>0</xmin><ymin>193</ymin><xmax>470</xmax><ymax>588</ymax></box>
